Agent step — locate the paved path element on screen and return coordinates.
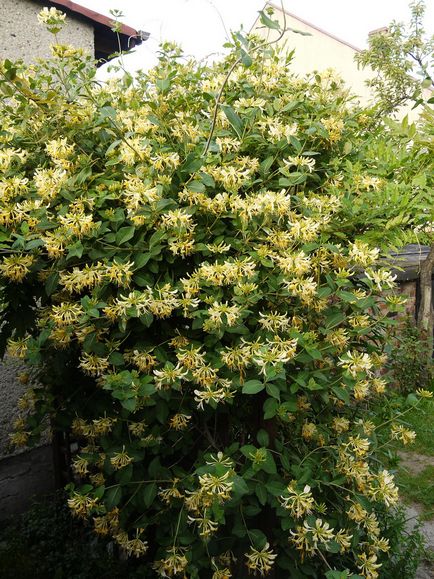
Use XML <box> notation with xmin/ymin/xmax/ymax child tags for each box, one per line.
<box><xmin>399</xmin><ymin>452</ymin><xmax>434</xmax><ymax>578</ymax></box>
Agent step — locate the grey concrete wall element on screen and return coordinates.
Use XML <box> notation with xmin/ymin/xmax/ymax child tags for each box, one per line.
<box><xmin>0</xmin><ymin>358</ymin><xmax>55</xmax><ymax>518</ymax></box>
<box><xmin>0</xmin><ymin>358</ymin><xmax>29</xmax><ymax>459</ymax></box>
<box><xmin>0</xmin><ymin>0</ymin><xmax>94</xmax><ymax>515</ymax></box>
<box><xmin>0</xmin><ymin>0</ymin><xmax>94</xmax><ymax>62</ymax></box>
<box><xmin>0</xmin><ymin>445</ymin><xmax>54</xmax><ymax>520</ymax></box>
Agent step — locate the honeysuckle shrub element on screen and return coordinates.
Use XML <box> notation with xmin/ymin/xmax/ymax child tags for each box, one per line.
<box><xmin>0</xmin><ymin>10</ymin><xmax>431</xmax><ymax>579</ymax></box>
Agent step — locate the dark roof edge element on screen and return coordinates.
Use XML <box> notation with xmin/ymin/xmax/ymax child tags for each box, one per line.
<box><xmin>47</xmin><ymin>0</ymin><xmax>143</xmax><ymax>43</ymax></box>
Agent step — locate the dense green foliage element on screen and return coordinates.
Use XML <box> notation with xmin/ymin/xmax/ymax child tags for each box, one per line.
<box><xmin>0</xmin><ymin>492</ymin><xmax>131</xmax><ymax>579</ymax></box>
<box><xmin>389</xmin><ymin>317</ymin><xmax>433</xmax><ymax>395</ymax></box>
<box><xmin>0</xmin><ymin>8</ymin><xmax>432</xmax><ymax>578</ymax></box>
<box><xmin>0</xmin><ymin>492</ymin><xmax>426</xmax><ymax>579</ymax></box>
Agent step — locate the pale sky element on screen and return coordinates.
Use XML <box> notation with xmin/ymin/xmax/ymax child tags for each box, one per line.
<box><xmin>76</xmin><ymin>0</ymin><xmax>434</xmax><ymax>73</ymax></box>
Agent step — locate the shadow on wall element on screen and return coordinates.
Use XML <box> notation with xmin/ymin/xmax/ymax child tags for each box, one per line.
<box><xmin>0</xmin><ymin>358</ymin><xmax>54</xmax><ymax>519</ymax></box>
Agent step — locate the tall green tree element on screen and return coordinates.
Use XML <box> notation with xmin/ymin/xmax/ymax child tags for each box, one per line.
<box><xmin>356</xmin><ymin>0</ymin><xmax>434</xmax><ymax>353</ymax></box>
<box><xmin>356</xmin><ymin>0</ymin><xmax>433</xmax><ymax>115</ymax></box>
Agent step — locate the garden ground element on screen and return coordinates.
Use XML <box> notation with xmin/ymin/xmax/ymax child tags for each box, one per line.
<box><xmin>394</xmin><ymin>399</ymin><xmax>434</xmax><ymax>578</ymax></box>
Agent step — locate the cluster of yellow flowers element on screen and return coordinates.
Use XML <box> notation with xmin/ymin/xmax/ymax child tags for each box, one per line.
<box><xmin>45</xmin><ymin>137</ymin><xmax>75</xmax><ymax>169</ymax></box>
<box><xmin>279</xmin><ymin>483</ymin><xmax>315</xmax><ymax>518</ymax></box>
<box><xmin>0</xmin><ymin>254</ymin><xmax>34</xmax><ymax>282</ymax></box>
<box><xmin>37</xmin><ymin>6</ymin><xmax>66</xmax><ymax>26</ymax></box>
<box><xmin>103</xmin><ymin>284</ymin><xmax>183</xmax><ymax>322</ymax></box>
<box><xmin>153</xmin><ymin>547</ymin><xmax>188</xmax><ymax>577</ymax></box>
<box><xmin>206</xmin><ymin>157</ymin><xmax>259</xmax><ymax>191</ymax></box>
<box><xmin>245</xmin><ymin>543</ymin><xmax>277</xmax><ymax>576</ymax></box>
<box><xmin>0</xmin><ymin>147</ymin><xmax>27</xmax><ymax>171</ymax></box>
<box><xmin>59</xmin><ymin>261</ymin><xmax>134</xmax><ymax>293</ymax></box>
<box><xmin>321</xmin><ymin>116</ymin><xmax>345</xmax><ymax>143</ymax></box>
<box><xmin>35</xmin><ymin>167</ymin><xmax>68</xmax><ymax>203</ymax></box>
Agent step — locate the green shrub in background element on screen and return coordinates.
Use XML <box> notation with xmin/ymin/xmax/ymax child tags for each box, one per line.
<box><xmin>0</xmin><ymin>492</ymin><xmax>129</xmax><ymax>579</ymax></box>
<box><xmin>0</xmin><ymin>7</ymin><xmax>432</xmax><ymax>578</ymax></box>
<box><xmin>389</xmin><ymin>317</ymin><xmax>433</xmax><ymax>395</ymax></box>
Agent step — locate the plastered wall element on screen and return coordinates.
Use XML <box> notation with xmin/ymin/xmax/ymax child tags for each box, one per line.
<box><xmin>0</xmin><ymin>0</ymin><xmax>94</xmax><ymax>63</ymax></box>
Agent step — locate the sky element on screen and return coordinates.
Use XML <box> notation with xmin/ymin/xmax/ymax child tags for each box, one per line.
<box><xmin>76</xmin><ymin>0</ymin><xmax>434</xmax><ymax>74</ymax></box>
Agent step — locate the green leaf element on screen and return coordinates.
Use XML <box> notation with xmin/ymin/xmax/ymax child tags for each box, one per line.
<box><xmin>155</xmin><ymin>400</ymin><xmax>169</xmax><ymax>423</ymax></box>
<box><xmin>305</xmin><ymin>378</ymin><xmax>324</xmax><ymax>391</ymax></box>
<box><xmin>109</xmin><ymin>352</ymin><xmax>124</xmax><ymax>366</ymax></box>
<box><xmin>45</xmin><ymin>272</ymin><xmax>59</xmax><ymax>296</ymax></box>
<box><xmin>233</xmin><ymin>31</ymin><xmax>249</xmax><ymax>48</ymax></box>
<box><xmin>94</xmin><ymin>485</ymin><xmax>106</xmax><ymax>499</ymax></box>
<box><xmin>149</xmin><ymin>229</ymin><xmax>166</xmax><ymax>248</ymax></box>
<box><xmin>243</xmin><ymin>504</ymin><xmax>261</xmax><ymax>517</ymax></box>
<box><xmin>67</xmin><ymin>241</ymin><xmax>84</xmax><ymax>260</ymax></box>
<box><xmin>412</xmin><ymin>173</ymin><xmax>427</xmax><ymax>187</ymax></box>
<box><xmin>139</xmin><ymin>312</ymin><xmax>154</xmax><ymax>327</ymax></box>
<box><xmin>134</xmin><ymin>253</ymin><xmax>152</xmax><ymax>269</ymax></box>
<box><xmin>259</xmin><ymin>156</ymin><xmax>274</xmax><ymax>176</ymax></box>
<box><xmin>279</xmin><ymin>399</ymin><xmax>298</xmax><ymax>413</ymax></box>
<box><xmin>257</xmin><ymin>429</ymin><xmax>269</xmax><ymax>447</ymax></box>
<box><xmin>117</xmin><ymin>463</ymin><xmax>133</xmax><ymax>484</ymax></box>
<box><xmin>280</xmin><ymin>100</ymin><xmax>299</xmax><ymax>112</ymax></box>
<box><xmin>266</xmin><ymin>382</ymin><xmax>280</xmax><ymax>400</ymax></box>
<box><xmin>142</xmin><ymin>482</ymin><xmax>157</xmax><ymax>507</ymax></box>
<box><xmin>188</xmin><ymin>180</ymin><xmax>206</xmax><ymax>193</ymax></box>
<box><xmin>105</xmin><ymin>156</ymin><xmax>121</xmax><ymax>166</ymax></box>
<box><xmin>116</xmin><ymin>226</ymin><xmax>135</xmax><ymax>245</ymax></box>
<box><xmin>288</xmin><ymin>26</ymin><xmax>311</xmax><ymax>36</ymax></box>
<box><xmin>332</xmin><ymin>385</ymin><xmax>350</xmax><ymax>404</ymax></box>
<box><xmin>200</xmin><ymin>172</ymin><xmax>215</xmax><ymax>187</ymax></box>
<box><xmin>98</xmin><ymin>105</ymin><xmax>117</xmax><ymax>121</ymax></box>
<box><xmin>121</xmin><ymin>397</ymin><xmax>137</xmax><ymax>411</ymax></box>
<box><xmin>305</xmin><ymin>348</ymin><xmax>323</xmax><ymax>361</ymax></box>
<box><xmin>180</xmin><ymin>154</ymin><xmax>203</xmax><ymax>174</ymax></box>
<box><xmin>265</xmin><ymin>481</ymin><xmax>286</xmax><ymax>496</ymax></box>
<box><xmin>105</xmin><ymin>486</ymin><xmax>122</xmax><ymax>510</ymax></box>
<box><xmin>134</xmin><ymin>273</ymin><xmax>153</xmax><ymax>287</ymax></box>
<box><xmin>240</xmin><ymin>444</ymin><xmax>257</xmax><ymax>458</ymax></box>
<box><xmin>156</xmin><ymin>77</ymin><xmax>171</xmax><ymax>92</ymax></box>
<box><xmin>263</xmin><ymin>398</ymin><xmax>278</xmax><ymax>419</ymax></box>
<box><xmin>242</xmin><ymin>380</ymin><xmax>265</xmax><ymax>394</ymax></box>
<box><xmin>325</xmin><ymin>572</ymin><xmax>350</xmax><ymax>579</ymax></box>
<box><xmin>249</xmin><ymin>528</ymin><xmax>267</xmax><ymax>549</ymax></box>
<box><xmin>289</xmin><ymin>136</ymin><xmax>302</xmax><ymax>151</ymax></box>
<box><xmin>259</xmin><ymin>10</ymin><xmax>280</xmax><ymax>30</ymax></box>
<box><xmin>232</xmin><ymin>520</ymin><xmax>247</xmax><ymax>538</ymax></box>
<box><xmin>324</xmin><ymin>311</ymin><xmax>346</xmax><ymax>329</ymax></box>
<box><xmin>325</xmin><ymin>541</ymin><xmax>342</xmax><ymax>554</ymax></box>
<box><xmin>74</xmin><ymin>165</ymin><xmax>92</xmax><ymax>185</ymax></box>
<box><xmin>343</xmin><ymin>141</ymin><xmax>353</xmax><ymax>155</ymax></box>
<box><xmin>261</xmin><ymin>451</ymin><xmax>277</xmax><ymax>475</ymax></box>
<box><xmin>338</xmin><ymin>290</ymin><xmax>357</xmax><ymax>303</ymax></box>
<box><xmin>240</xmin><ymin>48</ymin><xmax>252</xmax><ymax>67</ymax></box>
<box><xmin>406</xmin><ymin>393</ymin><xmax>419</xmax><ymax>406</ymax></box>
<box><xmin>231</xmin><ymin>475</ymin><xmax>249</xmax><ymax>498</ymax></box>
<box><xmin>221</xmin><ymin>105</ymin><xmax>243</xmax><ymax>138</ymax></box>
<box><xmin>255</xmin><ymin>483</ymin><xmax>267</xmax><ymax>505</ymax></box>
<box><xmin>279</xmin><ymin>173</ymin><xmax>306</xmax><ymax>186</ymax></box>
<box><xmin>25</xmin><ymin>239</ymin><xmax>44</xmax><ymax>250</ymax></box>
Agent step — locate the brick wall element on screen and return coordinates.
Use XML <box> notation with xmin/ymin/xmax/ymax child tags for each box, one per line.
<box><xmin>399</xmin><ymin>280</ymin><xmax>418</xmax><ymax>319</ymax></box>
